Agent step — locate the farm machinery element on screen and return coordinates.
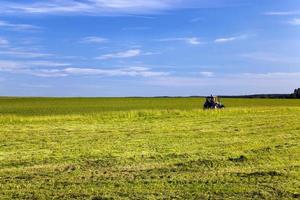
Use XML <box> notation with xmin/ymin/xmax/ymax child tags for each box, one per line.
<box><xmin>203</xmin><ymin>95</ymin><xmax>225</xmax><ymax>109</ymax></box>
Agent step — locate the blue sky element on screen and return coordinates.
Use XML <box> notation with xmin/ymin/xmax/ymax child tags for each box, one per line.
<box><xmin>0</xmin><ymin>0</ymin><xmax>300</xmax><ymax>96</ymax></box>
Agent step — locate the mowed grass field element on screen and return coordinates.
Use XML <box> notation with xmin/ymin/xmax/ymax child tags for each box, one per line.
<box><xmin>0</xmin><ymin>97</ymin><xmax>299</xmax><ymax>199</ymax></box>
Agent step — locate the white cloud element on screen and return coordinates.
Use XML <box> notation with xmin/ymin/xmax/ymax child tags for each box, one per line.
<box><xmin>264</xmin><ymin>11</ymin><xmax>300</xmax><ymax>26</ymax></box>
<box><xmin>215</xmin><ymin>37</ymin><xmax>237</xmax><ymax>43</ymax></box>
<box><xmin>0</xmin><ymin>1</ymin><xmax>93</xmax><ymax>15</ymax></box>
<box><xmin>0</xmin><ymin>37</ymin><xmax>9</xmax><ymax>46</ymax></box>
<box><xmin>0</xmin><ymin>20</ymin><xmax>40</xmax><ymax>31</ymax></box>
<box><xmin>29</xmin><ymin>61</ymin><xmax>71</xmax><ymax>67</ymax></box>
<box><xmin>0</xmin><ymin>60</ymin><xmax>24</xmax><ymax>71</ymax></box>
<box><xmin>30</xmin><ymin>69</ymin><xmax>69</xmax><ymax>77</ymax></box>
<box><xmin>81</xmin><ymin>36</ymin><xmax>109</xmax><ymax>44</ymax></box>
<box><xmin>190</xmin><ymin>17</ymin><xmax>203</xmax><ymax>23</ymax></box>
<box><xmin>32</xmin><ymin>67</ymin><xmax>169</xmax><ymax>78</ymax></box>
<box><xmin>241</xmin><ymin>52</ymin><xmax>300</xmax><ymax>64</ymax></box>
<box><xmin>263</xmin><ymin>11</ymin><xmax>300</xmax><ymax>16</ymax></box>
<box><xmin>241</xmin><ymin>72</ymin><xmax>300</xmax><ymax>78</ymax></box>
<box><xmin>159</xmin><ymin>37</ymin><xmax>201</xmax><ymax>45</ymax></box>
<box><xmin>0</xmin><ymin>0</ymin><xmax>232</xmax><ymax>16</ymax></box>
<box><xmin>0</xmin><ymin>0</ymin><xmax>169</xmax><ymax>15</ymax></box>
<box><xmin>186</xmin><ymin>37</ymin><xmax>201</xmax><ymax>45</ymax></box>
<box><xmin>122</xmin><ymin>27</ymin><xmax>151</xmax><ymax>31</ymax></box>
<box><xmin>0</xmin><ymin>60</ymin><xmax>71</xmax><ymax>71</ymax></box>
<box><xmin>0</xmin><ymin>48</ymin><xmax>53</xmax><ymax>58</ymax></box>
<box><xmin>200</xmin><ymin>71</ymin><xmax>214</xmax><ymax>77</ymax></box>
<box><xmin>62</xmin><ymin>67</ymin><xmax>168</xmax><ymax>77</ymax></box>
<box><xmin>215</xmin><ymin>35</ymin><xmax>249</xmax><ymax>43</ymax></box>
<box><xmin>96</xmin><ymin>49</ymin><xmax>141</xmax><ymax>60</ymax></box>
<box><xmin>288</xmin><ymin>18</ymin><xmax>300</xmax><ymax>26</ymax></box>
<box><xmin>0</xmin><ymin>59</ymin><xmax>169</xmax><ymax>78</ymax></box>
<box><xmin>142</xmin><ymin>51</ymin><xmax>160</xmax><ymax>56</ymax></box>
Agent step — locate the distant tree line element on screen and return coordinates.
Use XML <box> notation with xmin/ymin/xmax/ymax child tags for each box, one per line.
<box><xmin>221</xmin><ymin>88</ymin><xmax>300</xmax><ymax>99</ymax></box>
<box><xmin>291</xmin><ymin>88</ymin><xmax>300</xmax><ymax>98</ymax></box>
<box><xmin>153</xmin><ymin>88</ymin><xmax>300</xmax><ymax>99</ymax></box>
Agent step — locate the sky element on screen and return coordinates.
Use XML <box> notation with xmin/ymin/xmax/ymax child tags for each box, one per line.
<box><xmin>0</xmin><ymin>0</ymin><xmax>300</xmax><ymax>97</ymax></box>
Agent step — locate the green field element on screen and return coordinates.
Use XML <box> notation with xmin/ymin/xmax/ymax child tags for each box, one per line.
<box><xmin>0</xmin><ymin>98</ymin><xmax>299</xmax><ymax>199</ymax></box>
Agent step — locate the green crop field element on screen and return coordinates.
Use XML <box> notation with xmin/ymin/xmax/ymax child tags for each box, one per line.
<box><xmin>0</xmin><ymin>97</ymin><xmax>299</xmax><ymax>199</ymax></box>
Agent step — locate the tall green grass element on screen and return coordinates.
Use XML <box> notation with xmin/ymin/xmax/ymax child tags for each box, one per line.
<box><xmin>1</xmin><ymin>97</ymin><xmax>300</xmax><ymax>115</ymax></box>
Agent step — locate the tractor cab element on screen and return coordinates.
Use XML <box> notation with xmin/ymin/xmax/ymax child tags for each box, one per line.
<box><xmin>203</xmin><ymin>95</ymin><xmax>225</xmax><ymax>109</ymax></box>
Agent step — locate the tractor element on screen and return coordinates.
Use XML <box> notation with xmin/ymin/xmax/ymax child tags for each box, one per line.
<box><xmin>203</xmin><ymin>95</ymin><xmax>225</xmax><ymax>109</ymax></box>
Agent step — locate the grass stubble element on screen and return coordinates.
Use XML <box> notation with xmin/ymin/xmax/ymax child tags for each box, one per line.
<box><xmin>0</xmin><ymin>98</ymin><xmax>299</xmax><ymax>199</ymax></box>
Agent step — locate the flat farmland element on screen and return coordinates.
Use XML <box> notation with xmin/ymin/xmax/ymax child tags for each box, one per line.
<box><xmin>0</xmin><ymin>98</ymin><xmax>299</xmax><ymax>199</ymax></box>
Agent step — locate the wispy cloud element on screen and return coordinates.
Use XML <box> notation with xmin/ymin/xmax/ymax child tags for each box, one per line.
<box><xmin>242</xmin><ymin>72</ymin><xmax>300</xmax><ymax>78</ymax></box>
<box><xmin>0</xmin><ymin>60</ymin><xmax>169</xmax><ymax>77</ymax></box>
<box><xmin>215</xmin><ymin>34</ymin><xmax>249</xmax><ymax>43</ymax></box>
<box><xmin>0</xmin><ymin>0</ymin><xmax>235</xmax><ymax>16</ymax></box>
<box><xmin>263</xmin><ymin>11</ymin><xmax>300</xmax><ymax>26</ymax></box>
<box><xmin>288</xmin><ymin>18</ymin><xmax>300</xmax><ymax>26</ymax></box>
<box><xmin>0</xmin><ymin>60</ymin><xmax>71</xmax><ymax>71</ymax></box>
<box><xmin>21</xmin><ymin>84</ymin><xmax>53</xmax><ymax>88</ymax></box>
<box><xmin>215</xmin><ymin>37</ymin><xmax>236</xmax><ymax>43</ymax></box>
<box><xmin>96</xmin><ymin>49</ymin><xmax>141</xmax><ymax>60</ymax></box>
<box><xmin>241</xmin><ymin>52</ymin><xmax>300</xmax><ymax>64</ymax></box>
<box><xmin>0</xmin><ymin>59</ymin><xmax>169</xmax><ymax>78</ymax></box>
<box><xmin>0</xmin><ymin>48</ymin><xmax>53</xmax><ymax>58</ymax></box>
<box><xmin>159</xmin><ymin>37</ymin><xmax>202</xmax><ymax>45</ymax></box>
<box><xmin>0</xmin><ymin>20</ymin><xmax>40</xmax><ymax>31</ymax></box>
<box><xmin>190</xmin><ymin>17</ymin><xmax>203</xmax><ymax>23</ymax></box>
<box><xmin>122</xmin><ymin>27</ymin><xmax>151</xmax><ymax>31</ymax></box>
<box><xmin>0</xmin><ymin>60</ymin><xmax>24</xmax><ymax>71</ymax></box>
<box><xmin>29</xmin><ymin>61</ymin><xmax>71</xmax><ymax>67</ymax></box>
<box><xmin>263</xmin><ymin>11</ymin><xmax>300</xmax><ymax>16</ymax></box>
<box><xmin>147</xmin><ymin>72</ymin><xmax>300</xmax><ymax>90</ymax></box>
<box><xmin>81</xmin><ymin>36</ymin><xmax>109</xmax><ymax>44</ymax></box>
<box><xmin>29</xmin><ymin>69</ymin><xmax>69</xmax><ymax>77</ymax></box>
<box><xmin>62</xmin><ymin>67</ymin><xmax>168</xmax><ymax>77</ymax></box>
<box><xmin>200</xmin><ymin>71</ymin><xmax>214</xmax><ymax>77</ymax></box>
<box><xmin>0</xmin><ymin>37</ymin><xmax>9</xmax><ymax>46</ymax></box>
